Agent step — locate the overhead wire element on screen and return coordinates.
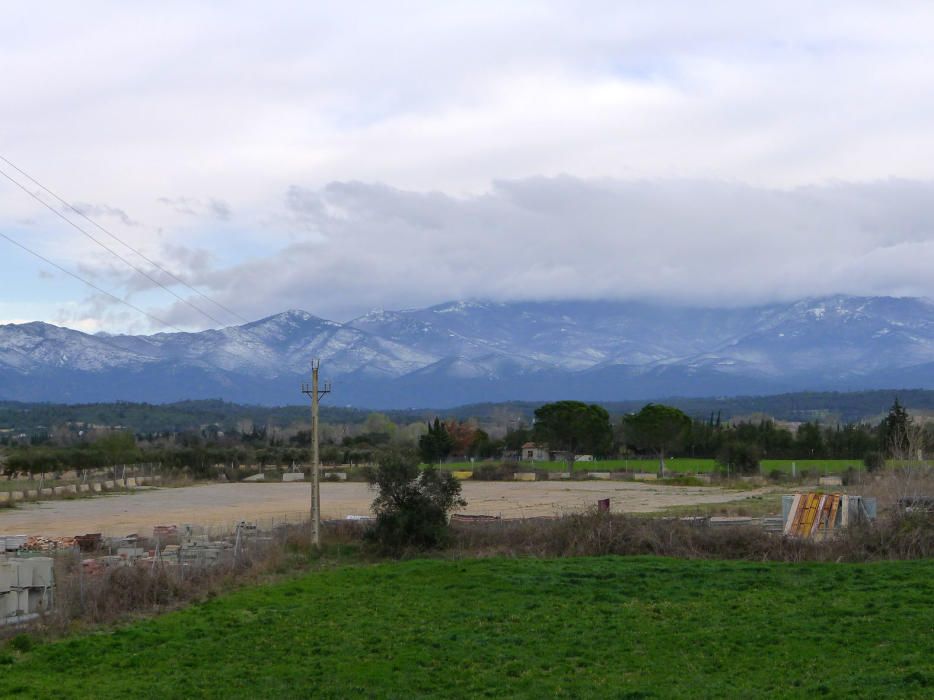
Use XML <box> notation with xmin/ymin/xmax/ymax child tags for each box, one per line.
<box><xmin>0</xmin><ymin>154</ymin><xmax>249</xmax><ymax>324</ymax></box>
<box><xmin>0</xmin><ymin>230</ymin><xmax>185</xmax><ymax>332</ymax></box>
<box><xmin>0</xmin><ymin>165</ymin><xmax>232</xmax><ymax>329</ymax></box>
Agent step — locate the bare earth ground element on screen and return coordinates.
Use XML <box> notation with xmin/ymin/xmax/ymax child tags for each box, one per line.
<box><xmin>0</xmin><ymin>481</ymin><xmax>774</xmax><ymax>537</ymax></box>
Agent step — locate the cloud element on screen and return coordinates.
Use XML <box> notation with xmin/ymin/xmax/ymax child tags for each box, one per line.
<box><xmin>138</xmin><ymin>176</ymin><xmax>934</xmax><ymax>324</ymax></box>
<box><xmin>4</xmin><ymin>3</ymin><xmax>934</xmax><ymax>331</ymax></box>
<box><xmin>70</xmin><ymin>202</ymin><xmax>139</xmax><ymax>227</ymax></box>
<box><xmin>157</xmin><ymin>196</ymin><xmax>232</xmax><ymax>221</ymax></box>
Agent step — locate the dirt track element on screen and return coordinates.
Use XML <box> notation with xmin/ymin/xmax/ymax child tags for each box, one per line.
<box><xmin>0</xmin><ymin>481</ymin><xmax>771</xmax><ymax>537</ymax></box>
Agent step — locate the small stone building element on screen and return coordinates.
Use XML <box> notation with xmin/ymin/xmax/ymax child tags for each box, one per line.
<box><xmin>521</xmin><ymin>442</ymin><xmax>550</xmax><ymax>461</ymax></box>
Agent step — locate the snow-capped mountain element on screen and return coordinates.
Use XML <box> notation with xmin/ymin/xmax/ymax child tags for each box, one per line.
<box><xmin>1</xmin><ymin>295</ymin><xmax>933</xmax><ymax>407</ymax></box>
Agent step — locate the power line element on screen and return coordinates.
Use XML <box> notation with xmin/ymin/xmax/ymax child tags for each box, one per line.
<box><xmin>0</xmin><ymin>230</ymin><xmax>184</xmax><ymax>332</ymax></box>
<box><xmin>0</xmin><ymin>154</ymin><xmax>250</xmax><ymax>324</ymax></box>
<box><xmin>0</xmin><ymin>165</ymin><xmax>233</xmax><ymax>329</ymax></box>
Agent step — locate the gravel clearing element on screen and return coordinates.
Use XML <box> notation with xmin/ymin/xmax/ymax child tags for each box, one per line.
<box><xmin>0</xmin><ymin>481</ymin><xmax>772</xmax><ymax>537</ymax></box>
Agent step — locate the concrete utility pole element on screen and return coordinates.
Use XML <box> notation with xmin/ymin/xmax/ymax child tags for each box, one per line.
<box><xmin>301</xmin><ymin>359</ymin><xmax>331</xmax><ymax>547</ymax></box>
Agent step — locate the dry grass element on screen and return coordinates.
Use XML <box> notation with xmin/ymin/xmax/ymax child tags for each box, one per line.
<box><xmin>8</xmin><ymin>520</ymin><xmax>368</xmax><ymax>641</ymax></box>
<box><xmin>449</xmin><ymin>508</ymin><xmax>934</xmax><ymax>563</ymax></box>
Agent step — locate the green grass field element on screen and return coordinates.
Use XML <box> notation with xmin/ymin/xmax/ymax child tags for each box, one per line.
<box><xmin>2</xmin><ymin>556</ymin><xmax>932</xmax><ymax>698</ymax></box>
<box><xmin>442</xmin><ymin>458</ymin><xmax>865</xmax><ymax>474</ymax></box>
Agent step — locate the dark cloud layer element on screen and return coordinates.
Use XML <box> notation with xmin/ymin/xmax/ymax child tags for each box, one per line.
<box><xmin>146</xmin><ymin>177</ymin><xmax>934</xmax><ymax>324</ymax></box>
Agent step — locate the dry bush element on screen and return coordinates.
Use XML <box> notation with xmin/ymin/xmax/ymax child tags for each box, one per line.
<box><xmin>856</xmin><ymin>464</ymin><xmax>934</xmax><ymax>511</ymax></box>
<box><xmin>449</xmin><ymin>508</ymin><xmax>934</xmax><ymax>563</ymax></box>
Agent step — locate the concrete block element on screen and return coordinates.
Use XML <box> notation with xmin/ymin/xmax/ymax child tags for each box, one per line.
<box><xmin>0</xmin><ymin>591</ymin><xmax>16</xmax><ymax>617</ymax></box>
<box><xmin>513</xmin><ymin>472</ymin><xmax>537</xmax><ymax>481</ymax></box>
<box><xmin>0</xmin><ymin>561</ymin><xmax>12</xmax><ymax>593</ymax></box>
<box><xmin>11</xmin><ymin>491</ymin><xmax>25</xmax><ymax>501</ymax></box>
<box><xmin>78</xmin><ymin>484</ymin><xmax>90</xmax><ymax>493</ymax></box>
<box><xmin>548</xmin><ymin>472</ymin><xmax>571</xmax><ymax>480</ymax></box>
<box><xmin>1</xmin><ymin>535</ymin><xmax>26</xmax><ymax>551</ymax></box>
<box><xmin>819</xmin><ymin>476</ymin><xmax>843</xmax><ymax>487</ymax></box>
<box><xmin>103</xmin><ymin>480</ymin><xmax>116</xmax><ymax>490</ymax></box>
<box><xmin>25</xmin><ymin>489</ymin><xmax>38</xmax><ymax>499</ymax></box>
<box><xmin>26</xmin><ymin>587</ymin><xmax>52</xmax><ymax>614</ymax></box>
<box><xmin>282</xmin><ymin>473</ymin><xmax>305</xmax><ymax>482</ymax></box>
<box><xmin>40</xmin><ymin>488</ymin><xmax>53</xmax><ymax>497</ymax></box>
<box><xmin>12</xmin><ymin>557</ymin><xmax>53</xmax><ymax>588</ymax></box>
<box><xmin>125</xmin><ymin>477</ymin><xmax>138</xmax><ymax>488</ymax></box>
<box><xmin>587</xmin><ymin>472</ymin><xmax>612</xmax><ymax>480</ymax></box>
<box><xmin>53</xmin><ymin>486</ymin><xmax>66</xmax><ymax>496</ymax></box>
<box><xmin>450</xmin><ymin>471</ymin><xmax>472</xmax><ymax>480</ymax></box>
<box><xmin>0</xmin><ymin>492</ymin><xmax>8</xmax><ymax>503</ymax></box>
<box><xmin>137</xmin><ymin>476</ymin><xmax>150</xmax><ymax>485</ymax></box>
<box><xmin>243</xmin><ymin>472</ymin><xmax>265</xmax><ymax>482</ymax></box>
<box><xmin>12</xmin><ymin>561</ymin><xmax>32</xmax><ymax>588</ymax></box>
<box><xmin>91</xmin><ymin>482</ymin><xmax>103</xmax><ymax>493</ymax></box>
<box><xmin>117</xmin><ymin>547</ymin><xmax>146</xmax><ymax>560</ymax></box>
<box><xmin>633</xmin><ymin>472</ymin><xmax>658</xmax><ymax>481</ymax></box>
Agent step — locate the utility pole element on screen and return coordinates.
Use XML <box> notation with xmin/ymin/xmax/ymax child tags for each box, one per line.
<box><xmin>301</xmin><ymin>359</ymin><xmax>331</xmax><ymax>547</ymax></box>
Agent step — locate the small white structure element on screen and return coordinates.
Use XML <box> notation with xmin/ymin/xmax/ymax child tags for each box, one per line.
<box><xmin>521</xmin><ymin>442</ymin><xmax>550</xmax><ymax>461</ymax></box>
<box><xmin>574</xmin><ymin>454</ymin><xmax>594</xmax><ymax>462</ymax></box>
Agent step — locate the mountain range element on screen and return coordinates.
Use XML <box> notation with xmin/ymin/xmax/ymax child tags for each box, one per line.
<box><xmin>1</xmin><ymin>295</ymin><xmax>933</xmax><ymax>408</ymax></box>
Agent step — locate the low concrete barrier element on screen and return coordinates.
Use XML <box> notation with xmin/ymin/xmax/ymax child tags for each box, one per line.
<box><xmin>52</xmin><ymin>486</ymin><xmax>66</xmax><ymax>496</ymax></box>
<box><xmin>11</xmin><ymin>491</ymin><xmax>25</xmax><ymax>501</ymax></box>
<box><xmin>282</xmin><ymin>473</ymin><xmax>304</xmax><ymax>482</ymax></box>
<box><xmin>40</xmin><ymin>488</ymin><xmax>53</xmax><ymax>497</ymax></box>
<box><xmin>587</xmin><ymin>472</ymin><xmax>611</xmax><ymax>480</ymax></box>
<box><xmin>103</xmin><ymin>480</ymin><xmax>116</xmax><ymax>490</ymax></box>
<box><xmin>25</xmin><ymin>490</ymin><xmax>38</xmax><ymax>499</ymax></box>
<box><xmin>91</xmin><ymin>483</ymin><xmax>102</xmax><ymax>493</ymax></box>
<box><xmin>819</xmin><ymin>476</ymin><xmax>843</xmax><ymax>487</ymax></box>
<box><xmin>513</xmin><ymin>472</ymin><xmax>537</xmax><ymax>481</ymax></box>
<box><xmin>78</xmin><ymin>484</ymin><xmax>90</xmax><ymax>493</ymax></box>
<box><xmin>548</xmin><ymin>472</ymin><xmax>571</xmax><ymax>480</ymax></box>
<box><xmin>0</xmin><ymin>492</ymin><xmax>8</xmax><ymax>503</ymax></box>
<box><xmin>451</xmin><ymin>471</ymin><xmax>473</xmax><ymax>480</ymax></box>
<box><xmin>709</xmin><ymin>516</ymin><xmax>755</xmax><ymax>527</ymax></box>
<box><xmin>633</xmin><ymin>472</ymin><xmax>658</xmax><ymax>481</ymax></box>
<box><xmin>125</xmin><ymin>477</ymin><xmax>138</xmax><ymax>488</ymax></box>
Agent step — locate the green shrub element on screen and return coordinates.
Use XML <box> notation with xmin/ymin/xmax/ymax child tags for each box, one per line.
<box><xmin>365</xmin><ymin>449</ymin><xmax>466</xmax><ymax>552</ymax></box>
<box><xmin>864</xmin><ymin>451</ymin><xmax>885</xmax><ymax>472</ymax></box>
<box><xmin>8</xmin><ymin>635</ymin><xmax>32</xmax><ymax>653</ymax></box>
<box><xmin>716</xmin><ymin>442</ymin><xmax>761</xmax><ymax>475</ymax></box>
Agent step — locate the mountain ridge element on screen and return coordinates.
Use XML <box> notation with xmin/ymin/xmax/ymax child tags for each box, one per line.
<box><xmin>2</xmin><ymin>295</ymin><xmax>933</xmax><ymax>407</ymax></box>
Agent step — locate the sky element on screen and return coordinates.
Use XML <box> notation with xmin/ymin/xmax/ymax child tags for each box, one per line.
<box><xmin>3</xmin><ymin>2</ymin><xmax>934</xmax><ymax>333</ymax></box>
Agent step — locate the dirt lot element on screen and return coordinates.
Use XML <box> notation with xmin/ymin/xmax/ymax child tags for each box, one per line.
<box><xmin>0</xmin><ymin>481</ymin><xmax>773</xmax><ymax>537</ymax></box>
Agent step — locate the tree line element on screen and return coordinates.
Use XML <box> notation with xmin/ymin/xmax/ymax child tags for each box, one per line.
<box><xmin>1</xmin><ymin>396</ymin><xmax>927</xmax><ymax>480</ymax></box>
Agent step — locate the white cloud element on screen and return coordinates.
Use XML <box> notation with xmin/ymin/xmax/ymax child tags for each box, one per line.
<box><xmin>2</xmin><ymin>3</ymin><xmax>934</xmax><ymax>330</ymax></box>
<box><xmin>140</xmin><ymin>177</ymin><xmax>934</xmax><ymax>324</ymax></box>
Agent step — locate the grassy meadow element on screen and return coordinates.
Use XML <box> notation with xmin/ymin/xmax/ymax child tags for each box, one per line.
<box><xmin>2</xmin><ymin>556</ymin><xmax>932</xmax><ymax>698</ymax></box>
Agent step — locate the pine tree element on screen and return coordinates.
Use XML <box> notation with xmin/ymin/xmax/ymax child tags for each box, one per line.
<box><xmin>880</xmin><ymin>397</ymin><xmax>911</xmax><ymax>458</ymax></box>
<box><xmin>418</xmin><ymin>417</ymin><xmax>454</xmax><ymax>464</ymax></box>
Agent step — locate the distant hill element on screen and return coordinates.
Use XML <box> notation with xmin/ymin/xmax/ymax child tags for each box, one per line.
<box><xmin>1</xmin><ymin>389</ymin><xmax>931</xmax><ymax>434</ymax></box>
<box><xmin>2</xmin><ymin>295</ymin><xmax>934</xmax><ymax>407</ymax></box>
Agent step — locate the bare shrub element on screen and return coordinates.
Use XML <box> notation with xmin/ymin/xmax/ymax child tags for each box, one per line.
<box><xmin>449</xmin><ymin>508</ymin><xmax>934</xmax><ymax>563</ymax></box>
